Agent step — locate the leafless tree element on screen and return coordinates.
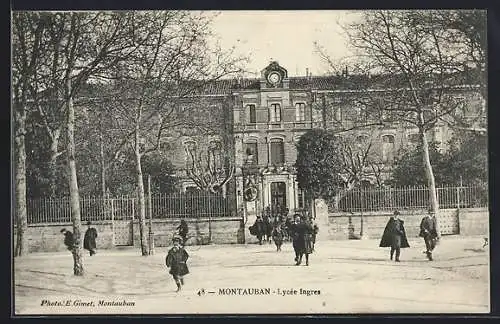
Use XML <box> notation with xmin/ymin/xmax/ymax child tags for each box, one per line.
<box><xmin>12</xmin><ymin>12</ymin><xmax>46</xmax><ymax>256</ymax></box>
<box><xmin>108</xmin><ymin>11</ymin><xmax>245</xmax><ymax>255</ymax></box>
<box><xmin>21</xmin><ymin>11</ymin><xmax>151</xmax><ymax>274</ymax></box>
<box><xmin>318</xmin><ymin>10</ymin><xmax>486</xmax><ymax>237</ymax></box>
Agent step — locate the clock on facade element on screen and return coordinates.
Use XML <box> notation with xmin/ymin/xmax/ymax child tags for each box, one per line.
<box><xmin>267</xmin><ymin>71</ymin><xmax>281</xmax><ymax>85</ymax></box>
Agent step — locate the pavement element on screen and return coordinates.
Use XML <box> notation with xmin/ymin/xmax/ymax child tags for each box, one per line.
<box><xmin>13</xmin><ymin>235</ymin><xmax>490</xmax><ymax>315</ymax></box>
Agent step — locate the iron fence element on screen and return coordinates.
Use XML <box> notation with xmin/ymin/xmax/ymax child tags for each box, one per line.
<box><xmin>336</xmin><ymin>184</ymin><xmax>488</xmax><ymax>212</ymax></box>
<box><xmin>26</xmin><ymin>192</ymin><xmax>235</xmax><ymax>224</ymax></box>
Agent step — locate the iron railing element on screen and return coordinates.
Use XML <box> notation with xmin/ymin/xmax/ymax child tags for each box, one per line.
<box><xmin>25</xmin><ymin>192</ymin><xmax>235</xmax><ymax>224</ymax></box>
<box><xmin>336</xmin><ymin>185</ymin><xmax>488</xmax><ymax>212</ymax></box>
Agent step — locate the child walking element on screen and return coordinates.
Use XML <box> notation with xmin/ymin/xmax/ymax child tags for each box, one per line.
<box><xmin>166</xmin><ymin>235</ymin><xmax>189</xmax><ymax>292</ymax></box>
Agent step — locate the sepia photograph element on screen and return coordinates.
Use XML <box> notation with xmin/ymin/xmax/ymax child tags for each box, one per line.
<box><xmin>11</xmin><ymin>9</ymin><xmax>489</xmax><ymax>315</ymax></box>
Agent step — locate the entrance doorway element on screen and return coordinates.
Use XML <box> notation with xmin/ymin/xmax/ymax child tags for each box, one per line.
<box><xmin>270</xmin><ymin>182</ymin><xmax>287</xmax><ymax>215</ymax></box>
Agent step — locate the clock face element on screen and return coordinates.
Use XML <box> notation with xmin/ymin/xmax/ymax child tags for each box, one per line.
<box><xmin>268</xmin><ymin>72</ymin><xmax>281</xmax><ymax>84</ymax></box>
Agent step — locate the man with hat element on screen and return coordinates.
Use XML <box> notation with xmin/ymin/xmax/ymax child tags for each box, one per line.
<box><xmin>291</xmin><ymin>214</ymin><xmax>315</xmax><ymax>266</ymax></box>
<box><xmin>419</xmin><ymin>209</ymin><xmax>438</xmax><ymax>261</ymax></box>
<box><xmin>83</xmin><ymin>221</ymin><xmax>98</xmax><ymax>256</ymax></box>
<box><xmin>166</xmin><ymin>235</ymin><xmax>190</xmax><ymax>292</ymax></box>
<box><xmin>379</xmin><ymin>210</ymin><xmax>410</xmax><ymax>262</ymax></box>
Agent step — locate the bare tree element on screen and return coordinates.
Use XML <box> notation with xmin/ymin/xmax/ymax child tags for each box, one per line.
<box><xmin>27</xmin><ymin>11</ymin><xmax>149</xmax><ymax>274</ymax></box>
<box><xmin>109</xmin><ymin>11</ymin><xmax>245</xmax><ymax>255</ymax></box>
<box><xmin>12</xmin><ymin>12</ymin><xmax>46</xmax><ymax>256</ymax></box>
<box><xmin>334</xmin><ymin>10</ymin><xmax>485</xmax><ymax>237</ymax></box>
<box><xmin>185</xmin><ymin>137</ymin><xmax>235</xmax><ymax>194</ymax></box>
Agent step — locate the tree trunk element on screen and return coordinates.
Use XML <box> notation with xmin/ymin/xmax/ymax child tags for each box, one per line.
<box><xmin>14</xmin><ymin>104</ymin><xmax>28</xmax><ymax>257</ymax></box>
<box><xmin>135</xmin><ymin>139</ymin><xmax>148</xmax><ymax>256</ymax></box>
<box><xmin>48</xmin><ymin>131</ymin><xmax>60</xmax><ymax>197</ymax></box>
<box><xmin>99</xmin><ymin>132</ymin><xmax>106</xmax><ymax>197</ymax></box>
<box><xmin>419</xmin><ymin>125</ymin><xmax>441</xmax><ymax>238</ymax></box>
<box><xmin>66</xmin><ymin>78</ymin><xmax>84</xmax><ymax>276</ymax></box>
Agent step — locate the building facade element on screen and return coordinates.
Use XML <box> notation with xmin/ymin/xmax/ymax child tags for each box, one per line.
<box><xmin>167</xmin><ymin>61</ymin><xmax>485</xmax><ymax>226</ymax></box>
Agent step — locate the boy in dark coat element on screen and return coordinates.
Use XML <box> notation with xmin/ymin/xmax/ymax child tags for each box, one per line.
<box><xmin>60</xmin><ymin>228</ymin><xmax>75</xmax><ymax>251</ymax></box>
<box><xmin>166</xmin><ymin>235</ymin><xmax>190</xmax><ymax>292</ymax></box>
<box><xmin>420</xmin><ymin>209</ymin><xmax>439</xmax><ymax>261</ymax></box>
<box><xmin>379</xmin><ymin>210</ymin><xmax>410</xmax><ymax>262</ymax></box>
<box><xmin>83</xmin><ymin>221</ymin><xmax>98</xmax><ymax>256</ymax></box>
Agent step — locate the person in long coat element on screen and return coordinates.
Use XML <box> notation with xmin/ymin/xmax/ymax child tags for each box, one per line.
<box><xmin>250</xmin><ymin>215</ymin><xmax>266</xmax><ymax>245</ymax></box>
<box><xmin>291</xmin><ymin>214</ymin><xmax>314</xmax><ymax>266</ymax></box>
<box><xmin>379</xmin><ymin>210</ymin><xmax>410</xmax><ymax>262</ymax></box>
<box><xmin>176</xmin><ymin>219</ymin><xmax>189</xmax><ymax>246</ymax></box>
<box><xmin>419</xmin><ymin>209</ymin><xmax>439</xmax><ymax>261</ymax></box>
<box><xmin>83</xmin><ymin>221</ymin><xmax>98</xmax><ymax>256</ymax></box>
<box><xmin>166</xmin><ymin>236</ymin><xmax>190</xmax><ymax>292</ymax></box>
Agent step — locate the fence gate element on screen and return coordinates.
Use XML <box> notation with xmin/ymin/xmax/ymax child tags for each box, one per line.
<box><xmin>110</xmin><ymin>198</ymin><xmax>134</xmax><ymax>246</ymax></box>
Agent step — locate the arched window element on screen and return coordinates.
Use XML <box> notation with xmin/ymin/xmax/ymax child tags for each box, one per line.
<box><xmin>381</xmin><ymin>134</ymin><xmax>395</xmax><ymax>163</ymax></box>
<box><xmin>184</xmin><ymin>140</ymin><xmax>197</xmax><ymax>165</ymax></box>
<box><xmin>270</xmin><ymin>138</ymin><xmax>285</xmax><ymax>165</ymax></box>
<box><xmin>269</xmin><ymin>103</ymin><xmax>281</xmax><ymax>122</ymax></box>
<box><xmin>244</xmin><ymin>140</ymin><xmax>258</xmax><ymax>164</ymax></box>
<box><xmin>209</xmin><ymin>140</ymin><xmax>223</xmax><ymax>168</ymax></box>
<box><xmin>247</xmin><ymin>104</ymin><xmax>256</xmax><ymax>124</ymax></box>
<box><xmin>295</xmin><ymin>102</ymin><xmax>306</xmax><ymax>121</ymax></box>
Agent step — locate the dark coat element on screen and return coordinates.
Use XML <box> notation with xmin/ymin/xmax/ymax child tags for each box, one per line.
<box><xmin>166</xmin><ymin>246</ymin><xmax>189</xmax><ymax>276</ymax></box>
<box><xmin>84</xmin><ymin>227</ymin><xmax>98</xmax><ymax>251</ymax></box>
<box><xmin>379</xmin><ymin>217</ymin><xmax>410</xmax><ymax>248</ymax></box>
<box><xmin>177</xmin><ymin>221</ymin><xmax>189</xmax><ymax>238</ymax></box>
<box><xmin>63</xmin><ymin>231</ymin><xmax>75</xmax><ymax>250</ymax></box>
<box><xmin>292</xmin><ymin>222</ymin><xmax>314</xmax><ymax>254</ymax></box>
<box><xmin>419</xmin><ymin>215</ymin><xmax>438</xmax><ymax>238</ymax></box>
<box><xmin>249</xmin><ymin>219</ymin><xmax>266</xmax><ymax>238</ymax></box>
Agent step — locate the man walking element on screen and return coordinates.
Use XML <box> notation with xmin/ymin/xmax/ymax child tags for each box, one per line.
<box><xmin>379</xmin><ymin>210</ymin><xmax>410</xmax><ymax>262</ymax></box>
<box><xmin>420</xmin><ymin>209</ymin><xmax>439</xmax><ymax>261</ymax></box>
<box><xmin>84</xmin><ymin>221</ymin><xmax>98</xmax><ymax>256</ymax></box>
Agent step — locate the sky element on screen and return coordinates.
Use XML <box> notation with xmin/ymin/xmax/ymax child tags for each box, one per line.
<box><xmin>209</xmin><ymin>11</ymin><xmax>361</xmax><ymax>78</ymax></box>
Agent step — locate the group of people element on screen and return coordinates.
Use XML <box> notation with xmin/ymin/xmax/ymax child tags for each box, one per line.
<box><xmin>59</xmin><ymin>209</ymin><xmax>438</xmax><ymax>293</ymax></box>
<box><xmin>379</xmin><ymin>209</ymin><xmax>439</xmax><ymax>262</ymax></box>
<box><xmin>249</xmin><ymin>209</ymin><xmax>319</xmax><ymax>266</ymax></box>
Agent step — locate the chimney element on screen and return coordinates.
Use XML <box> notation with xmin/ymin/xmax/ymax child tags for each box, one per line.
<box><xmin>306</xmin><ymin>68</ymin><xmax>309</xmax><ymax>78</ymax></box>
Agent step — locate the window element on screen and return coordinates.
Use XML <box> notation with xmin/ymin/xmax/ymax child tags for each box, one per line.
<box><xmin>356</xmin><ymin>135</ymin><xmax>369</xmax><ymax>149</ymax></box>
<box><xmin>269</xmin><ymin>103</ymin><xmax>281</xmax><ymax>122</ymax></box>
<box><xmin>244</xmin><ymin>141</ymin><xmax>258</xmax><ymax>164</ymax></box>
<box><xmin>270</xmin><ymin>138</ymin><xmax>285</xmax><ymax>165</ymax></box>
<box><xmin>381</xmin><ymin>135</ymin><xmax>395</xmax><ymax>163</ymax></box>
<box><xmin>184</xmin><ymin>140</ymin><xmax>197</xmax><ymax>165</ymax></box>
<box><xmin>209</xmin><ymin>140</ymin><xmax>222</xmax><ymax>168</ymax></box>
<box><xmin>247</xmin><ymin>104</ymin><xmax>256</xmax><ymax>124</ymax></box>
<box><xmin>295</xmin><ymin>103</ymin><xmax>306</xmax><ymax>121</ymax></box>
<box><xmin>408</xmin><ymin>133</ymin><xmax>420</xmax><ymax>144</ymax></box>
<box><xmin>297</xmin><ymin>187</ymin><xmax>305</xmax><ymax>209</ymax></box>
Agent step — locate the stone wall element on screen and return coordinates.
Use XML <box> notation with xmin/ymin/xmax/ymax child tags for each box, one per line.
<box><xmin>326</xmin><ymin>207</ymin><xmax>488</xmax><ymax>240</ymax></box>
<box><xmin>458</xmin><ymin>208</ymin><xmax>489</xmax><ymax>236</ymax></box>
<box><xmin>16</xmin><ymin>218</ymin><xmax>244</xmax><ymax>253</ymax></box>
<box><xmin>14</xmin><ymin>208</ymin><xmax>488</xmax><ymax>253</ymax></box>
<box><xmin>17</xmin><ymin>222</ymin><xmax>115</xmax><ymax>253</ymax></box>
<box><xmin>133</xmin><ymin>218</ymin><xmax>244</xmax><ymax>247</ymax></box>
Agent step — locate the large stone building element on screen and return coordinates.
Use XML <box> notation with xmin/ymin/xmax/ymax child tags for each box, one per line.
<box><xmin>164</xmin><ymin>61</ymin><xmax>485</xmax><ymax>226</ymax></box>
